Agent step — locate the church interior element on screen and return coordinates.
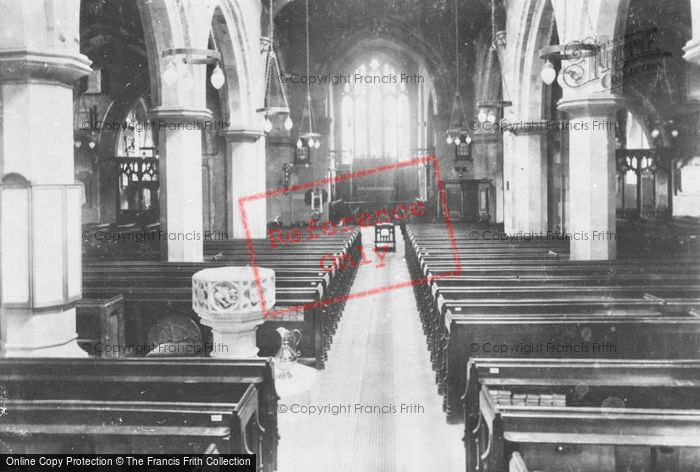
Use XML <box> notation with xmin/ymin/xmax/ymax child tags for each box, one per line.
<box><xmin>1</xmin><ymin>0</ymin><xmax>700</xmax><ymax>470</ymax></box>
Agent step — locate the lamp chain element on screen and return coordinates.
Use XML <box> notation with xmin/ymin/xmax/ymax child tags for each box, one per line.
<box><xmin>305</xmin><ymin>0</ymin><xmax>314</xmax><ymax>134</ymax></box>
<box><xmin>454</xmin><ymin>0</ymin><xmax>459</xmax><ymax>92</ymax></box>
<box><xmin>448</xmin><ymin>0</ymin><xmax>467</xmax><ymax>130</ymax></box>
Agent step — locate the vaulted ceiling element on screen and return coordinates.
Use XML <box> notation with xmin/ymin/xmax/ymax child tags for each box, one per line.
<box><xmin>275</xmin><ymin>0</ymin><xmax>491</xmax><ymax>94</ymax></box>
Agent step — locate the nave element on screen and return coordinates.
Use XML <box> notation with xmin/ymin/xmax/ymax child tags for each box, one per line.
<box><xmin>277</xmin><ymin>227</ymin><xmax>464</xmax><ymax>472</ymax></box>
<box><xmin>3</xmin><ymin>0</ymin><xmax>700</xmax><ymax>470</ymax></box>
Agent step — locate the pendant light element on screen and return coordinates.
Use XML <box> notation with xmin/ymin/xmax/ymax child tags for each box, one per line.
<box><xmin>445</xmin><ymin>0</ymin><xmax>471</xmax><ymax>147</ymax></box>
<box><xmin>538</xmin><ymin>2</ymin><xmax>598</xmax><ymax>87</ymax></box>
<box><xmin>295</xmin><ymin>0</ymin><xmax>321</xmax><ymax>166</ymax></box>
<box><xmin>210</xmin><ymin>64</ymin><xmax>225</xmax><ymax>90</ymax></box>
<box><xmin>160</xmin><ymin>34</ymin><xmax>225</xmax><ymax>90</ymax></box>
<box><xmin>476</xmin><ymin>0</ymin><xmax>512</xmax><ymax>125</ymax></box>
<box><xmin>209</xmin><ymin>32</ymin><xmax>226</xmax><ymax>90</ymax></box>
<box><xmin>257</xmin><ymin>0</ymin><xmax>292</xmax><ymax>132</ymax></box>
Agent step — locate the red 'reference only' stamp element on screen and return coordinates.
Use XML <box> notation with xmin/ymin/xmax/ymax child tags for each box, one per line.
<box><xmin>238</xmin><ymin>155</ymin><xmax>461</xmax><ymax>318</ymax></box>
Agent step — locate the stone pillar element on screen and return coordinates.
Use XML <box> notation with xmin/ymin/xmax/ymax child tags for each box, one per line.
<box><xmin>150</xmin><ymin>107</ymin><xmax>211</xmax><ymax>262</ymax></box>
<box><xmin>221</xmin><ymin>130</ymin><xmax>267</xmax><ymax>239</ymax></box>
<box><xmin>502</xmin><ymin>123</ymin><xmax>548</xmax><ymax>234</ymax></box>
<box><xmin>0</xmin><ymin>0</ymin><xmax>91</xmax><ymax>356</ymax></box>
<box><xmin>684</xmin><ymin>1</ymin><xmax>700</xmax><ymax>66</ymax></box>
<box><xmin>683</xmin><ymin>4</ymin><xmax>700</xmax><ymax>102</ymax></box>
<box><xmin>192</xmin><ymin>266</ymin><xmax>275</xmax><ymax>358</ymax></box>
<box><xmin>558</xmin><ymin>95</ymin><xmax>624</xmax><ymax>260</ymax></box>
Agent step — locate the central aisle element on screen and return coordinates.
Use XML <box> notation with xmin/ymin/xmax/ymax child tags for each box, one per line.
<box><xmin>278</xmin><ymin>227</ymin><xmax>464</xmax><ymax>471</ymax></box>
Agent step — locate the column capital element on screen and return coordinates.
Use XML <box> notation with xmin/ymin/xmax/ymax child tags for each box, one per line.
<box><xmin>557</xmin><ymin>94</ymin><xmax>625</xmax><ymax>118</ymax></box>
<box><xmin>0</xmin><ymin>49</ymin><xmax>92</xmax><ymax>86</ymax></box>
<box><xmin>147</xmin><ymin>106</ymin><xmax>213</xmax><ymax>125</ymax></box>
<box><xmin>220</xmin><ymin>129</ymin><xmax>265</xmax><ymax>143</ymax></box>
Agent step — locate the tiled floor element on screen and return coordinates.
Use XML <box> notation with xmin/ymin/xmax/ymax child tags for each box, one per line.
<box><xmin>277</xmin><ymin>228</ymin><xmax>464</xmax><ymax>471</ymax></box>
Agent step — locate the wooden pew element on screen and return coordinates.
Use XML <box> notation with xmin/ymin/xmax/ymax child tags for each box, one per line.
<box><xmin>81</xmin><ymin>228</ymin><xmax>363</xmax><ymax>368</ymax></box>
<box><xmin>442</xmin><ymin>313</ymin><xmax>700</xmax><ymax>423</ymax></box>
<box><xmin>464</xmin><ymin>359</ymin><xmax>700</xmax><ymax>472</ymax></box>
<box><xmin>402</xmin><ymin>224</ymin><xmax>700</xmax><ymax>423</ymax></box>
<box><xmin>0</xmin><ymin>358</ymin><xmax>278</xmax><ymax>470</ymax></box>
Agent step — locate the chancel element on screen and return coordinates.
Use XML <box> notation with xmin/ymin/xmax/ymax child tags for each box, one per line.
<box><xmin>0</xmin><ymin>0</ymin><xmax>699</xmax><ymax>471</ymax></box>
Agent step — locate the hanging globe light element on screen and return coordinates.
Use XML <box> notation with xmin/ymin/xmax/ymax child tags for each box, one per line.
<box><xmin>465</xmin><ymin>134</ymin><xmax>472</xmax><ymax>145</ymax></box>
<box><xmin>293</xmin><ymin>0</ymin><xmax>323</xmax><ymax>160</ymax></box>
<box><xmin>540</xmin><ymin>60</ymin><xmax>556</xmax><ymax>85</ymax></box>
<box><xmin>454</xmin><ymin>136</ymin><xmax>462</xmax><ymax>146</ymax></box>
<box><xmin>256</xmin><ymin>0</ymin><xmax>292</xmax><ymax>133</ymax></box>
<box><xmin>210</xmin><ymin>63</ymin><xmax>225</xmax><ymax>90</ymax></box>
<box><xmin>446</xmin><ymin>135</ymin><xmax>453</xmax><ymax>145</ymax></box>
<box><xmin>264</xmin><ymin>117</ymin><xmax>273</xmax><ymax>133</ymax></box>
<box><xmin>478</xmin><ymin>108</ymin><xmax>488</xmax><ymax>122</ymax></box>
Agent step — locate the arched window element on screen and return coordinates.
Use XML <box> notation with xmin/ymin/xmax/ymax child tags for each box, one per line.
<box><xmin>115</xmin><ymin>98</ymin><xmax>159</xmax><ymax>223</ymax></box>
<box><xmin>341</xmin><ymin>59</ymin><xmax>409</xmax><ymax>163</ymax></box>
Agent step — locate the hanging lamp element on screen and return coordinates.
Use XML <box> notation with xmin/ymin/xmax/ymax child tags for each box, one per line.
<box><xmin>161</xmin><ymin>32</ymin><xmax>225</xmax><ymax>90</ymax></box>
<box><xmin>295</xmin><ymin>0</ymin><xmax>321</xmax><ymax>167</ymax></box>
<box><xmin>257</xmin><ymin>0</ymin><xmax>292</xmax><ymax>133</ymax></box>
<box><xmin>445</xmin><ymin>0</ymin><xmax>471</xmax><ymax>148</ymax></box>
<box><xmin>538</xmin><ymin>2</ymin><xmax>598</xmax><ymax>87</ymax></box>
<box><xmin>476</xmin><ymin>0</ymin><xmax>512</xmax><ymax>124</ymax></box>
<box><xmin>209</xmin><ymin>33</ymin><xmax>226</xmax><ymax>90</ymax></box>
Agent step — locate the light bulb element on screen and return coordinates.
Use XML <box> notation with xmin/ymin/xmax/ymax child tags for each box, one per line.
<box><xmin>671</xmin><ymin>129</ymin><xmax>679</xmax><ymax>137</ymax></box>
<box><xmin>210</xmin><ymin>63</ymin><xmax>225</xmax><ymax>90</ymax></box>
<box><xmin>296</xmin><ymin>139</ymin><xmax>303</xmax><ymax>149</ymax></box>
<box><xmin>163</xmin><ymin>61</ymin><xmax>178</xmax><ymax>86</ymax></box>
<box><xmin>446</xmin><ymin>135</ymin><xmax>453</xmax><ymax>145</ymax></box>
<box><xmin>540</xmin><ymin>60</ymin><xmax>556</xmax><ymax>85</ymax></box>
<box><xmin>264</xmin><ymin>117</ymin><xmax>273</xmax><ymax>133</ymax></box>
<box><xmin>478</xmin><ymin>109</ymin><xmax>488</xmax><ymax>122</ymax></box>
<box><xmin>314</xmin><ymin>139</ymin><xmax>321</xmax><ymax>149</ymax></box>
<box><xmin>88</xmin><ymin>141</ymin><xmax>96</xmax><ymax>149</ymax></box>
<box><xmin>308</xmin><ymin>137</ymin><xmax>315</xmax><ymax>148</ymax></box>
<box><xmin>487</xmin><ymin>111</ymin><xmax>496</xmax><ymax>123</ymax></box>
<box><xmin>284</xmin><ymin>116</ymin><xmax>293</xmax><ymax>131</ymax></box>
<box><xmin>466</xmin><ymin>135</ymin><xmax>472</xmax><ymax>144</ymax></box>
<box><xmin>74</xmin><ymin>140</ymin><xmax>82</xmax><ymax>149</ymax></box>
<box><xmin>454</xmin><ymin>136</ymin><xmax>462</xmax><ymax>146</ymax></box>
<box><xmin>651</xmin><ymin>128</ymin><xmax>660</xmax><ymax>138</ymax></box>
